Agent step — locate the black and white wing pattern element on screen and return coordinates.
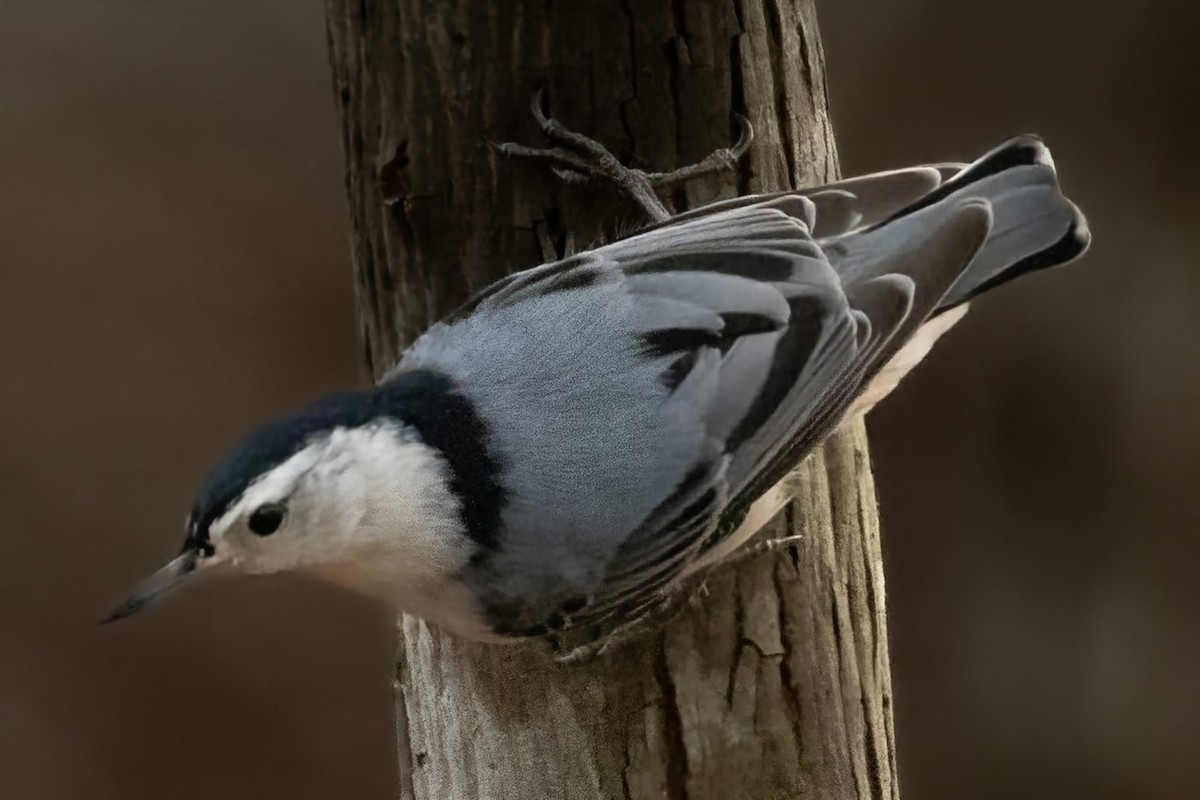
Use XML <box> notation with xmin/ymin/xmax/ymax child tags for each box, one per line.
<box><xmin>401</xmin><ymin>137</ymin><xmax>1086</xmax><ymax>635</ymax></box>
<box><xmin>581</xmin><ymin>194</ymin><xmax>990</xmax><ymax>622</ymax></box>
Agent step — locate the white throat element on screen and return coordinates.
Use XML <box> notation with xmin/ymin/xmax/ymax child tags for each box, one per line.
<box><xmin>304</xmin><ymin>426</ymin><xmax>485</xmax><ymax>628</ymax></box>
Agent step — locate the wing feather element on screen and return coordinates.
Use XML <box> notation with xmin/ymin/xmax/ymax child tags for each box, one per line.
<box><xmin>413</xmin><ymin>181</ymin><xmax>992</xmax><ymax>633</ymax></box>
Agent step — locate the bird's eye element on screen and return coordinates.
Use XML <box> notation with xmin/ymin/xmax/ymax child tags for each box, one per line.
<box><xmin>248</xmin><ymin>503</ymin><xmax>286</xmax><ymax>536</ymax></box>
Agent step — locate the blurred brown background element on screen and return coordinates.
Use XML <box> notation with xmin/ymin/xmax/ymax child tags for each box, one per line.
<box><xmin>1</xmin><ymin>2</ymin><xmax>1197</xmax><ymax>799</ymax></box>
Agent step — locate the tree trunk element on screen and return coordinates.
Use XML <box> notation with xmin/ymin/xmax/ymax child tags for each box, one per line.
<box><xmin>324</xmin><ymin>2</ymin><xmax>897</xmax><ymax>798</ymax></box>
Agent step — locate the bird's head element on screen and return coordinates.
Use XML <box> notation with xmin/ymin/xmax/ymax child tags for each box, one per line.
<box><xmin>105</xmin><ymin>378</ymin><xmax>482</xmax><ymax>624</ymax></box>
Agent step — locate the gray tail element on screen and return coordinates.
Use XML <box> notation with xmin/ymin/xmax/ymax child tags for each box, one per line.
<box><xmin>831</xmin><ymin>136</ymin><xmax>1091</xmax><ymax>314</ymax></box>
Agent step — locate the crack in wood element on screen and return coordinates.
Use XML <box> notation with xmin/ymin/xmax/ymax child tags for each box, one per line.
<box><xmin>654</xmin><ymin>643</ymin><xmax>692</xmax><ymax>800</ymax></box>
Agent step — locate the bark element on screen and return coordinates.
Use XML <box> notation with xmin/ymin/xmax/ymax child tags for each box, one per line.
<box><xmin>324</xmin><ymin>2</ymin><xmax>897</xmax><ymax>798</ymax></box>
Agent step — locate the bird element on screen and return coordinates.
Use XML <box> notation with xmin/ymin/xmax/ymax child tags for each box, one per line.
<box><xmin>105</xmin><ymin>100</ymin><xmax>1090</xmax><ymax>653</ymax></box>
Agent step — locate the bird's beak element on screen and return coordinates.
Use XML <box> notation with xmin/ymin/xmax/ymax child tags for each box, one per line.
<box><xmin>102</xmin><ymin>547</ymin><xmax>208</xmax><ymax>624</ymax></box>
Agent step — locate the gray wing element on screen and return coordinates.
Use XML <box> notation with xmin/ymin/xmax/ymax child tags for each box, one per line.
<box><xmin>582</xmin><ymin>196</ymin><xmax>991</xmax><ymax>621</ymax></box>
<box><xmin>398</xmin><ymin>181</ymin><xmax>991</xmax><ymax>632</ymax></box>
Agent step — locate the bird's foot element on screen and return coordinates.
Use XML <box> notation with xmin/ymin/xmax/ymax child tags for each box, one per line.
<box><xmin>552</xmin><ymin>609</ymin><xmax>661</xmax><ymax>664</ymax></box>
<box><xmin>724</xmin><ymin>534</ymin><xmax>804</xmax><ymax>567</ymax></box>
<box><xmin>552</xmin><ymin>576</ymin><xmax>712</xmax><ymax>664</ymax></box>
<box><xmin>493</xmin><ymin>88</ymin><xmax>753</xmax><ymax>224</ymax></box>
<box><xmin>550</xmin><ymin>536</ymin><xmax>800</xmax><ymax>663</ymax></box>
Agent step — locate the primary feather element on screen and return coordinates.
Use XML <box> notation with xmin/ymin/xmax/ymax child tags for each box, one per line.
<box><xmin>391</xmin><ymin>135</ymin><xmax>1090</xmax><ymax>635</ymax></box>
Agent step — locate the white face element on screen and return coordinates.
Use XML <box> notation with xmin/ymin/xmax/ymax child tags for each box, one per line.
<box><xmin>108</xmin><ymin>421</ymin><xmax>493</xmax><ymax>636</ymax></box>
<box><xmin>204</xmin><ymin>423</ymin><xmax>474</xmax><ymax>592</ymax></box>
<box><xmin>203</xmin><ymin>433</ymin><xmax>335</xmax><ymax>576</ymax></box>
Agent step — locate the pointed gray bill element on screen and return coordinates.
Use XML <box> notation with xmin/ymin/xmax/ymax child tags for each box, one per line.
<box><xmin>102</xmin><ymin>549</ymin><xmax>202</xmax><ymax>624</ymax></box>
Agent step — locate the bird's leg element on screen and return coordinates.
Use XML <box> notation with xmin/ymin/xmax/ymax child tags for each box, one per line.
<box><xmin>552</xmin><ymin>534</ymin><xmax>799</xmax><ymax>663</ymax></box>
<box><xmin>553</xmin><ymin>576</ymin><xmax>712</xmax><ymax>663</ymax></box>
<box><xmin>553</xmin><ymin>615</ymin><xmax>651</xmax><ymax>663</ymax></box>
<box><xmin>553</xmin><ymin>596</ymin><xmax>681</xmax><ymax>663</ymax></box>
<box><xmin>493</xmin><ymin>88</ymin><xmax>753</xmax><ymax>225</ymax></box>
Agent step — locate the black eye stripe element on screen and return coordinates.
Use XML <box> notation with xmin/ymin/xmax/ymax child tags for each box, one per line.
<box><xmin>248</xmin><ymin>503</ymin><xmax>286</xmax><ymax>536</ymax></box>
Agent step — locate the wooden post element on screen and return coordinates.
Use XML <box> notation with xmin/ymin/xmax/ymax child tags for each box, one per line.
<box><xmin>325</xmin><ymin>2</ymin><xmax>897</xmax><ymax>797</ymax></box>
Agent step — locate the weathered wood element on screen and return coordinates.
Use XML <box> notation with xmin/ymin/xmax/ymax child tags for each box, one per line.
<box><xmin>325</xmin><ymin>1</ymin><xmax>897</xmax><ymax>797</ymax></box>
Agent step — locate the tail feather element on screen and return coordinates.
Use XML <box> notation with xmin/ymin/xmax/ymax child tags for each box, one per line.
<box><xmin>831</xmin><ymin>136</ymin><xmax>1090</xmax><ymax>312</ymax></box>
<box><xmin>945</xmin><ymin>187</ymin><xmax>1089</xmax><ymax>307</ymax></box>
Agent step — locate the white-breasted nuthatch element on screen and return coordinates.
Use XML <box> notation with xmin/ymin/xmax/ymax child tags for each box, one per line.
<box><xmin>106</xmin><ymin>100</ymin><xmax>1089</xmax><ymax>648</ymax></box>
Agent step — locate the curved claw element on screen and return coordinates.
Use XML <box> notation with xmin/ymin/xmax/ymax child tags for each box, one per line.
<box><xmin>730</xmin><ymin>113</ymin><xmax>754</xmax><ymax>159</ymax></box>
<box><xmin>529</xmin><ymin>86</ymin><xmax>551</xmax><ymax>132</ymax></box>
